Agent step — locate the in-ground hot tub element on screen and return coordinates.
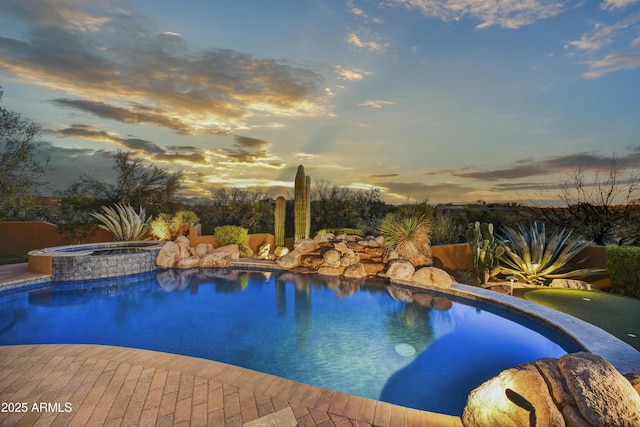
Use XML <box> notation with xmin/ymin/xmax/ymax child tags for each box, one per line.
<box><xmin>28</xmin><ymin>241</ymin><xmax>163</xmax><ymax>281</ymax></box>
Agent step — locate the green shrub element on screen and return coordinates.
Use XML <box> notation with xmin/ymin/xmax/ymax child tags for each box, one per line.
<box><xmin>316</xmin><ymin>228</ymin><xmax>365</xmax><ymax>237</ymax></box>
<box><xmin>605</xmin><ymin>246</ymin><xmax>640</xmax><ymax>298</ymax></box>
<box><xmin>214</xmin><ymin>225</ymin><xmax>248</xmax><ymax>247</ymax></box>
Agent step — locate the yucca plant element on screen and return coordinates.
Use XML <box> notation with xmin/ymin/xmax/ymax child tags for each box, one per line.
<box><xmin>91</xmin><ymin>204</ymin><xmax>151</xmax><ymax>241</ymax></box>
<box><xmin>497</xmin><ymin>222</ymin><xmax>606</xmax><ymax>286</ymax></box>
<box><xmin>379</xmin><ymin>204</ymin><xmax>432</xmax><ymax>267</ymax></box>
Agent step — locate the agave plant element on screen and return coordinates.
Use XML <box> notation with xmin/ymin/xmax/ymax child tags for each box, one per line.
<box><xmin>379</xmin><ymin>204</ymin><xmax>432</xmax><ymax>267</ymax></box>
<box><xmin>91</xmin><ymin>204</ymin><xmax>151</xmax><ymax>241</ymax></box>
<box><xmin>496</xmin><ymin>222</ymin><xmax>606</xmax><ymax>286</ymax></box>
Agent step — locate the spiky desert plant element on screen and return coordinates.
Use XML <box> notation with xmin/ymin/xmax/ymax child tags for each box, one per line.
<box><xmin>497</xmin><ymin>222</ymin><xmax>606</xmax><ymax>286</ymax></box>
<box><xmin>274</xmin><ymin>196</ymin><xmax>286</xmax><ymax>247</ymax></box>
<box><xmin>294</xmin><ymin>165</ymin><xmax>310</xmax><ymax>241</ymax></box>
<box><xmin>91</xmin><ymin>204</ymin><xmax>151</xmax><ymax>241</ymax></box>
<box><xmin>466</xmin><ymin>222</ymin><xmax>505</xmax><ymax>285</ymax></box>
<box><xmin>151</xmin><ymin>210</ymin><xmax>199</xmax><ymax>241</ymax></box>
<box><xmin>379</xmin><ymin>205</ymin><xmax>432</xmax><ymax>267</ymax></box>
<box><xmin>170</xmin><ymin>210</ymin><xmax>199</xmax><ymax>237</ymax></box>
<box><xmin>150</xmin><ymin>213</ymin><xmax>173</xmax><ymax>240</ymax></box>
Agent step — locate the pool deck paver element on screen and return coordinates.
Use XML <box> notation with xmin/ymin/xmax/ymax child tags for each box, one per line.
<box><xmin>5</xmin><ymin>262</ymin><xmax>440</xmax><ymax>427</ymax></box>
<box><xmin>0</xmin><ymin>343</ymin><xmax>463</xmax><ymax>427</ymax></box>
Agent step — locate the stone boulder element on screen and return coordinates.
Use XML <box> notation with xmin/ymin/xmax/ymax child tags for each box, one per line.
<box><xmin>549</xmin><ymin>279</ymin><xmax>596</xmax><ymax>290</ymax></box>
<box><xmin>317</xmin><ymin>266</ymin><xmax>344</xmax><ymax>276</ymax></box>
<box><xmin>294</xmin><ymin>239</ymin><xmax>316</xmax><ymax>253</ymax></box>
<box><xmin>213</xmin><ymin>244</ymin><xmax>240</xmax><ymax>260</ymax></box>
<box><xmin>462</xmin><ymin>352</ymin><xmax>640</xmax><ymax>427</ymax></box>
<box><xmin>256</xmin><ymin>241</ymin><xmax>270</xmax><ymax>259</ymax></box>
<box><xmin>624</xmin><ymin>373</ymin><xmax>640</xmax><ymax>396</ymax></box>
<box><xmin>343</xmin><ymin>262</ymin><xmax>367</xmax><ymax>278</ymax></box>
<box><xmin>323</xmin><ymin>249</ymin><xmax>342</xmax><ymax>268</ymax></box>
<box><xmin>199</xmin><ymin>252</ymin><xmax>231</xmax><ymax>267</ymax></box>
<box><xmin>362</xmin><ymin>261</ymin><xmax>386</xmax><ymax>275</ymax></box>
<box><xmin>238</xmin><ymin>244</ymin><xmax>253</xmax><ymax>258</ymax></box>
<box><xmin>410</xmin><ymin>267</ymin><xmax>455</xmax><ymax>289</ymax></box>
<box><xmin>276</xmin><ymin>249</ymin><xmax>302</xmax><ymax>269</ymax></box>
<box><xmin>339</xmin><ymin>249</ymin><xmax>360</xmax><ymax>267</ymax></box>
<box><xmin>175</xmin><ymin>256</ymin><xmax>200</xmax><ymax>269</ymax></box>
<box><xmin>274</xmin><ymin>246</ymin><xmax>289</xmax><ymax>257</ymax></box>
<box><xmin>314</xmin><ymin>233</ymin><xmax>334</xmax><ymax>244</ymax></box>
<box><xmin>192</xmin><ymin>242</ymin><xmax>213</xmax><ymax>257</ymax></box>
<box><xmin>300</xmin><ymin>254</ymin><xmax>324</xmax><ymax>269</ymax></box>
<box><xmin>176</xmin><ymin>240</ymin><xmax>191</xmax><ymax>260</ymax></box>
<box><xmin>156</xmin><ymin>241</ymin><xmax>179</xmax><ymax>267</ymax></box>
<box><xmin>382</xmin><ymin>247</ymin><xmax>399</xmax><ymax>263</ymax></box>
<box><xmin>175</xmin><ymin>235</ymin><xmax>190</xmax><ymax>245</ymax></box>
<box><xmin>386</xmin><ymin>259</ymin><xmax>415</xmax><ymax>281</ymax></box>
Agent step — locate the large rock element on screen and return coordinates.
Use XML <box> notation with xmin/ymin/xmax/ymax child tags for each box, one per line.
<box><xmin>301</xmin><ymin>254</ymin><xmax>325</xmax><ymax>269</ymax></box>
<box><xmin>317</xmin><ymin>266</ymin><xmax>344</xmax><ymax>276</ymax></box>
<box><xmin>192</xmin><ymin>242</ymin><xmax>213</xmax><ymax>257</ymax></box>
<box><xmin>294</xmin><ymin>239</ymin><xmax>316</xmax><ymax>253</ymax></box>
<box><xmin>274</xmin><ymin>246</ymin><xmax>289</xmax><ymax>257</ymax></box>
<box><xmin>463</xmin><ymin>363</ymin><xmax>566</xmax><ymax>427</ymax></box>
<box><xmin>322</xmin><ymin>249</ymin><xmax>342</xmax><ymax>268</ymax></box>
<box><xmin>410</xmin><ymin>267</ymin><xmax>455</xmax><ymax>289</ymax></box>
<box><xmin>276</xmin><ymin>249</ymin><xmax>302</xmax><ymax>269</ymax></box>
<box><xmin>256</xmin><ymin>241</ymin><xmax>270</xmax><ymax>259</ymax></box>
<box><xmin>156</xmin><ymin>241</ymin><xmax>179</xmax><ymax>267</ymax></box>
<box><xmin>462</xmin><ymin>352</ymin><xmax>640</xmax><ymax>427</ymax></box>
<box><xmin>624</xmin><ymin>373</ymin><xmax>640</xmax><ymax>395</ymax></box>
<box><xmin>176</xmin><ymin>241</ymin><xmax>191</xmax><ymax>260</ymax></box>
<box><xmin>339</xmin><ymin>249</ymin><xmax>360</xmax><ymax>267</ymax></box>
<box><xmin>386</xmin><ymin>259</ymin><xmax>415</xmax><ymax>281</ymax></box>
<box><xmin>362</xmin><ymin>261</ymin><xmax>386</xmax><ymax>275</ymax></box>
<box><xmin>549</xmin><ymin>279</ymin><xmax>596</xmax><ymax>290</ymax></box>
<box><xmin>175</xmin><ymin>235</ymin><xmax>190</xmax><ymax>245</ymax></box>
<box><xmin>176</xmin><ymin>256</ymin><xmax>200</xmax><ymax>268</ymax></box>
<box><xmin>199</xmin><ymin>252</ymin><xmax>231</xmax><ymax>267</ymax></box>
<box><xmin>213</xmin><ymin>244</ymin><xmax>240</xmax><ymax>260</ymax></box>
<box><xmin>344</xmin><ymin>262</ymin><xmax>367</xmax><ymax>278</ymax></box>
<box><xmin>558</xmin><ymin>352</ymin><xmax>640</xmax><ymax>426</ymax></box>
<box><xmin>382</xmin><ymin>247</ymin><xmax>399</xmax><ymax>263</ymax></box>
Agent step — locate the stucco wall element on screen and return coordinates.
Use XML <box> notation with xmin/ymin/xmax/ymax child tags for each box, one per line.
<box><xmin>0</xmin><ymin>222</ymin><xmax>113</xmax><ymax>255</ymax></box>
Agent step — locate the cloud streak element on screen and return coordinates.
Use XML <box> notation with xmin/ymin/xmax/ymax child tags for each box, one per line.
<box><xmin>0</xmin><ymin>0</ymin><xmax>332</xmax><ymax>135</ymax></box>
<box><xmin>385</xmin><ymin>0</ymin><xmax>569</xmax><ymax>29</ymax></box>
<box><xmin>425</xmin><ymin>151</ymin><xmax>640</xmax><ymax>182</ymax></box>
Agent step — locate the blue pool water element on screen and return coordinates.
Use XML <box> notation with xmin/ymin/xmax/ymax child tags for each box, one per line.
<box><xmin>0</xmin><ymin>269</ymin><xmax>581</xmax><ymax>415</ymax></box>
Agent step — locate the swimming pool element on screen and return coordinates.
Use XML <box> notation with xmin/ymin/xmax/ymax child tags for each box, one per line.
<box><xmin>0</xmin><ymin>269</ymin><xmax>582</xmax><ymax>415</ymax></box>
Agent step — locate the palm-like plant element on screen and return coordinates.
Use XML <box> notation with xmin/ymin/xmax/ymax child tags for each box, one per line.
<box><xmin>497</xmin><ymin>222</ymin><xmax>605</xmax><ymax>285</ymax></box>
<box><xmin>379</xmin><ymin>204</ymin><xmax>432</xmax><ymax>267</ymax></box>
<box><xmin>91</xmin><ymin>204</ymin><xmax>151</xmax><ymax>241</ymax></box>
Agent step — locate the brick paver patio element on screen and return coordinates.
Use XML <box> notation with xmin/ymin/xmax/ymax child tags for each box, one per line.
<box><xmin>0</xmin><ymin>344</ymin><xmax>463</xmax><ymax>427</ymax></box>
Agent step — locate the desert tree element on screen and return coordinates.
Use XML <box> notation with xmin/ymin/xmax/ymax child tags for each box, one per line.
<box><xmin>0</xmin><ymin>89</ymin><xmax>49</xmax><ymax>219</ymax></box>
<box><xmin>67</xmin><ymin>151</ymin><xmax>182</xmax><ymax>215</ymax></box>
<box><xmin>535</xmin><ymin>158</ymin><xmax>639</xmax><ymax>245</ymax></box>
<box><xmin>310</xmin><ymin>179</ymin><xmax>389</xmax><ymax>235</ymax></box>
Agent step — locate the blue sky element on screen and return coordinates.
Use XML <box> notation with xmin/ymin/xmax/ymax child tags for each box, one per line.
<box><xmin>1</xmin><ymin>0</ymin><xmax>639</xmax><ymax>204</ymax></box>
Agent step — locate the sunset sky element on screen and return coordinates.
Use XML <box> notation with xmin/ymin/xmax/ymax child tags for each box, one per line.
<box><xmin>1</xmin><ymin>0</ymin><xmax>639</xmax><ymax>204</ymax></box>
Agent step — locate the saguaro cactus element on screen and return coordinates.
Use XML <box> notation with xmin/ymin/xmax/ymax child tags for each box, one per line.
<box><xmin>294</xmin><ymin>165</ymin><xmax>311</xmax><ymax>241</ymax></box>
<box><xmin>466</xmin><ymin>221</ymin><xmax>505</xmax><ymax>285</ymax></box>
<box><xmin>274</xmin><ymin>196</ymin><xmax>286</xmax><ymax>247</ymax></box>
